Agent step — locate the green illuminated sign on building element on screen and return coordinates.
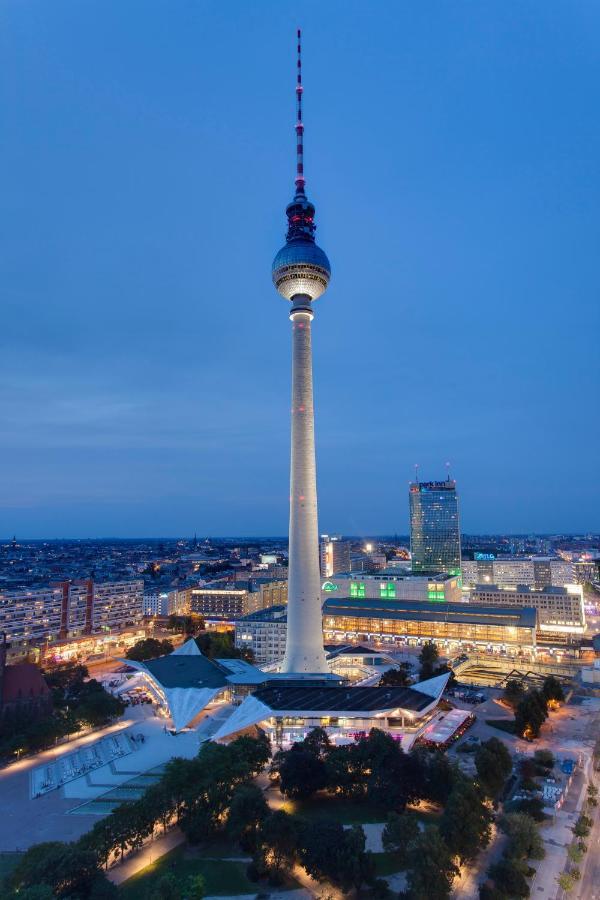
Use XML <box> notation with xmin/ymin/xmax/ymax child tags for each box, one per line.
<box><xmin>380</xmin><ymin>582</ymin><xmax>396</xmax><ymax>599</ymax></box>
<box><xmin>322</xmin><ymin>581</ymin><xmax>339</xmax><ymax>592</ymax></box>
<box><xmin>350</xmin><ymin>582</ymin><xmax>366</xmax><ymax>599</ymax></box>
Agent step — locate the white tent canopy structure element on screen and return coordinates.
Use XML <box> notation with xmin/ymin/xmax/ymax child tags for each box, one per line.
<box><xmin>119</xmin><ymin>639</ymin><xmax>267</xmax><ymax>731</ymax></box>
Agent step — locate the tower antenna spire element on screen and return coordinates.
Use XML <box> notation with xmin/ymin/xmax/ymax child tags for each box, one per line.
<box><xmin>295</xmin><ymin>28</ymin><xmax>305</xmax><ymax>196</ymax></box>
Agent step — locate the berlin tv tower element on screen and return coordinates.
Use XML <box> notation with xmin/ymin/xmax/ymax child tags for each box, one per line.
<box><xmin>272</xmin><ymin>30</ymin><xmax>330</xmax><ymax>673</ymax></box>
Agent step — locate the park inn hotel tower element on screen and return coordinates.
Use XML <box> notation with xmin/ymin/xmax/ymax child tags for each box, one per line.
<box><xmin>272</xmin><ymin>31</ymin><xmax>330</xmax><ymax>674</ymax></box>
<box><xmin>409</xmin><ymin>477</ymin><xmax>461</xmax><ymax>577</ymax></box>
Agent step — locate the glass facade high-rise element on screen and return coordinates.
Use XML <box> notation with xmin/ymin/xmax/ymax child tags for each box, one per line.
<box><xmin>409</xmin><ymin>478</ymin><xmax>461</xmax><ymax>576</ymax></box>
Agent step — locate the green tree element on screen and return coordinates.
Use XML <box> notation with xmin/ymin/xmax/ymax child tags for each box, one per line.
<box><xmin>227</xmin><ymin>784</ymin><xmax>270</xmax><ymax>851</ymax></box>
<box><xmin>7</xmin><ymin>841</ymin><xmax>105</xmax><ymax>899</ymax></box>
<box><xmin>541</xmin><ymin>676</ymin><xmax>565</xmax><ymax>704</ymax></box>
<box><xmin>533</xmin><ymin>749</ymin><xmax>554</xmax><ymax>770</ymax></box>
<box><xmin>475</xmin><ymin>737</ymin><xmax>513</xmax><ymax>798</ymax></box>
<box><xmin>297</xmin><ymin>820</ymin><xmax>375</xmax><ymax>892</ymax></box>
<box><xmin>404</xmin><ymin>825</ymin><xmax>459</xmax><ymax>899</ymax></box>
<box><xmin>509</xmin><ymin>797</ymin><xmax>546</xmax><ymax>822</ymax></box>
<box><xmin>150</xmin><ymin>874</ymin><xmax>181</xmax><ymax>900</ymax></box>
<box><xmin>500</xmin><ymin>813</ymin><xmax>545</xmax><ymax>860</ymax></box>
<box><xmin>382</xmin><ymin>812</ymin><xmax>419</xmax><ymax>866</ymax></box>
<box><xmin>419</xmin><ymin>641</ymin><xmax>440</xmax><ymax>679</ymax></box>
<box><xmin>255</xmin><ymin>810</ymin><xmax>300</xmax><ymax>882</ymax></box>
<box><xmin>126</xmin><ymin>638</ymin><xmax>173</xmax><ymax>661</ymax></box>
<box><xmin>440</xmin><ymin>780</ymin><xmax>492</xmax><ymax>863</ymax></box>
<box><xmin>515</xmin><ymin>690</ymin><xmax>548</xmax><ymax>738</ymax></box>
<box><xmin>503</xmin><ymin>679</ymin><xmax>526</xmax><ymax>710</ymax></box>
<box><xmin>487</xmin><ymin>858</ymin><xmax>530</xmax><ymax>898</ymax></box>
<box><xmin>278</xmin><ymin>747</ymin><xmax>328</xmax><ymax>799</ymax></box>
<box><xmin>185</xmin><ymin>874</ymin><xmax>206</xmax><ymax>899</ymax></box>
<box><xmin>379</xmin><ymin>663</ymin><xmax>412</xmax><ymax>687</ymax></box>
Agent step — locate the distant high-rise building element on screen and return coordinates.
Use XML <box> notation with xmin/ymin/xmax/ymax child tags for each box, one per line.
<box><xmin>409</xmin><ymin>478</ymin><xmax>461</xmax><ymax>575</ymax></box>
<box><xmin>320</xmin><ymin>537</ymin><xmax>351</xmax><ymax>578</ymax></box>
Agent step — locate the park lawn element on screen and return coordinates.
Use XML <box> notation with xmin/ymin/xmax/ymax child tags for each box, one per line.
<box><xmin>0</xmin><ymin>852</ymin><xmax>22</xmax><ymax>884</ymax></box>
<box><xmin>485</xmin><ymin>719</ymin><xmax>517</xmax><ymax>735</ymax></box>
<box><xmin>282</xmin><ymin>794</ymin><xmax>387</xmax><ymax>824</ymax></box>
<box><xmin>281</xmin><ymin>794</ymin><xmax>440</xmax><ymax>826</ymax></box>
<box><xmin>118</xmin><ymin>847</ymin><xmax>257</xmax><ymax>898</ymax></box>
<box><xmin>372</xmin><ymin>851</ymin><xmax>405</xmax><ymax>876</ymax></box>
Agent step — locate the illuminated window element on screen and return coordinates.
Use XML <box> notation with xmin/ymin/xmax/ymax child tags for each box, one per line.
<box><xmin>350</xmin><ymin>582</ymin><xmax>366</xmax><ymax>599</ymax></box>
<box><xmin>380</xmin><ymin>583</ymin><xmax>396</xmax><ymax>599</ymax></box>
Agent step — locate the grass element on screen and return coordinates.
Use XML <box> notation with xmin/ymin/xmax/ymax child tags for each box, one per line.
<box><xmin>118</xmin><ymin>847</ymin><xmax>258</xmax><ymax>898</ymax></box>
<box><xmin>280</xmin><ymin>794</ymin><xmax>441</xmax><ymax>826</ymax></box>
<box><xmin>485</xmin><ymin>718</ymin><xmax>517</xmax><ymax>735</ymax></box>
<box><xmin>281</xmin><ymin>795</ymin><xmax>387</xmax><ymax>824</ymax></box>
<box><xmin>372</xmin><ymin>851</ymin><xmax>405</xmax><ymax>876</ymax></box>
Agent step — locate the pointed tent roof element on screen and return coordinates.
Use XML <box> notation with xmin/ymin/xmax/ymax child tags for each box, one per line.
<box><xmin>212</xmin><ymin>695</ymin><xmax>275</xmax><ymax>743</ymax></box>
<box><xmin>411</xmin><ymin>672</ymin><xmax>452</xmax><ymax>698</ymax></box>
<box><xmin>172</xmin><ymin>638</ymin><xmax>202</xmax><ymax>656</ymax></box>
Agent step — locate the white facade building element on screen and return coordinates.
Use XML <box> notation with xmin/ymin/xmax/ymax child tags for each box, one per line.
<box><xmin>471</xmin><ymin>583</ymin><xmax>585</xmax><ymax>636</ymax></box>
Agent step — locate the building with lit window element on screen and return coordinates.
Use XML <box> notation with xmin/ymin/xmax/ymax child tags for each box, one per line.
<box><xmin>321</xmin><ymin>571</ymin><xmax>462</xmax><ymax>604</ymax></box>
<box><xmin>470</xmin><ymin>584</ymin><xmax>585</xmax><ymax>640</ymax></box>
<box><xmin>461</xmin><ymin>557</ymin><xmax>577</xmax><ymax>589</ymax></box>
<box><xmin>144</xmin><ymin>588</ymin><xmax>190</xmax><ymax>618</ymax></box>
<box><xmin>190</xmin><ymin>579</ymin><xmax>288</xmax><ymax>622</ymax></box>
<box><xmin>322</xmin><ymin>597</ymin><xmax>537</xmax><ymax>651</ymax></box>
<box><xmin>320</xmin><ymin>537</ymin><xmax>351</xmax><ymax>577</ymax></box>
<box><xmin>211</xmin><ymin>674</ymin><xmax>452</xmax><ymax>749</ymax></box>
<box><xmin>235</xmin><ymin>606</ymin><xmax>288</xmax><ymax>664</ymax></box>
<box><xmin>0</xmin><ymin>580</ymin><xmax>144</xmax><ymax>659</ymax></box>
<box><xmin>409</xmin><ymin>478</ymin><xmax>461</xmax><ymax>575</ymax></box>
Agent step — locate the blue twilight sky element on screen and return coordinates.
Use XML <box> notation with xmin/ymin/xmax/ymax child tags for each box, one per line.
<box><xmin>1</xmin><ymin>1</ymin><xmax>599</xmax><ymax>539</ymax></box>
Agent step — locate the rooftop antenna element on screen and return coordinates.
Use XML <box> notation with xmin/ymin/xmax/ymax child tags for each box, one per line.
<box><xmin>295</xmin><ymin>28</ymin><xmax>305</xmax><ymax>197</ymax></box>
<box><xmin>446</xmin><ymin>461</ymin><xmax>451</xmax><ymax>482</ymax></box>
<box><xmin>414</xmin><ymin>464</ymin><xmax>419</xmax><ymax>484</ymax></box>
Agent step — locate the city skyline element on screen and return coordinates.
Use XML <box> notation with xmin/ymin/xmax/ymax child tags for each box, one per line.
<box><xmin>1</xmin><ymin>2</ymin><xmax>599</xmax><ymax>537</ymax></box>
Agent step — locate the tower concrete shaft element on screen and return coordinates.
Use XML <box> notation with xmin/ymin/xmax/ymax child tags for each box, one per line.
<box><xmin>281</xmin><ymin>298</ymin><xmax>328</xmax><ymax>673</ymax></box>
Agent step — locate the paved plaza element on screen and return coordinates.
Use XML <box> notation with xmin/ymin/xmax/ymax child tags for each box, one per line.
<box><xmin>0</xmin><ymin>702</ymin><xmax>233</xmax><ymax>851</ymax></box>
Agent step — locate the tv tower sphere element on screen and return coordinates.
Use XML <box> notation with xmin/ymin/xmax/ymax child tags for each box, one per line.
<box><xmin>272</xmin><ymin>202</ymin><xmax>331</xmax><ymax>301</ymax></box>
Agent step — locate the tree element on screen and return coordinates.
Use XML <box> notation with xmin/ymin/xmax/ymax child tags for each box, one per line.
<box><xmin>503</xmin><ymin>679</ymin><xmax>526</xmax><ymax>710</ymax></box>
<box><xmin>487</xmin><ymin>858</ymin><xmax>530</xmax><ymax>898</ymax></box>
<box><xmin>500</xmin><ymin>813</ymin><xmax>545</xmax><ymax>860</ymax></box>
<box><xmin>278</xmin><ymin>747</ymin><xmax>328</xmax><ymax>799</ymax></box>
<box><xmin>302</xmin><ymin>726</ymin><xmax>331</xmax><ymax>757</ymax></box>
<box><xmin>185</xmin><ymin>874</ymin><xmax>206</xmax><ymax>899</ymax></box>
<box><xmin>475</xmin><ymin>738</ymin><xmax>513</xmax><ymax>798</ymax></box>
<box><xmin>227</xmin><ymin>785</ymin><xmax>270</xmax><ymax>851</ymax></box>
<box><xmin>150</xmin><ymin>874</ymin><xmax>181</xmax><ymax>900</ymax></box>
<box><xmin>7</xmin><ymin>841</ymin><xmax>106</xmax><ymax>899</ymax></box>
<box><xmin>419</xmin><ymin>641</ymin><xmax>440</xmax><ymax>679</ymax></box>
<box><xmin>440</xmin><ymin>780</ymin><xmax>492</xmax><ymax>863</ymax></box>
<box><xmin>255</xmin><ymin>811</ymin><xmax>300</xmax><ymax>882</ymax></box>
<box><xmin>573</xmin><ymin>814</ymin><xmax>593</xmax><ymax>838</ymax></box>
<box><xmin>509</xmin><ymin>797</ymin><xmax>546</xmax><ymax>822</ymax></box>
<box><xmin>379</xmin><ymin>663</ymin><xmax>412</xmax><ymax>687</ymax></box>
<box><xmin>7</xmin><ymin>887</ymin><xmax>55</xmax><ymax>900</ymax></box>
<box><xmin>414</xmin><ymin>747</ymin><xmax>458</xmax><ymax>805</ymax></box>
<box><xmin>404</xmin><ymin>825</ymin><xmax>459</xmax><ymax>899</ymax></box>
<box><xmin>533</xmin><ymin>749</ymin><xmax>554</xmax><ymax>771</ymax></box>
<box><xmin>541</xmin><ymin>676</ymin><xmax>565</xmax><ymax>704</ymax></box>
<box><xmin>357</xmin><ymin>729</ymin><xmax>421</xmax><ymax>811</ymax></box>
<box><xmin>515</xmin><ymin>690</ymin><xmax>548</xmax><ymax>739</ymax></box>
<box><xmin>557</xmin><ymin>872</ymin><xmax>575</xmax><ymax>892</ymax></box>
<box><xmin>382</xmin><ymin>812</ymin><xmax>419</xmax><ymax>866</ymax></box>
<box><xmin>126</xmin><ymin>638</ymin><xmax>173</xmax><ymax>661</ymax></box>
<box><xmin>297</xmin><ymin>820</ymin><xmax>374</xmax><ymax>892</ymax></box>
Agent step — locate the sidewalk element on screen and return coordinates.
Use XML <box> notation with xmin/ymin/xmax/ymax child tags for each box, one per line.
<box><xmin>106</xmin><ymin>827</ymin><xmax>186</xmax><ymax>885</ymax></box>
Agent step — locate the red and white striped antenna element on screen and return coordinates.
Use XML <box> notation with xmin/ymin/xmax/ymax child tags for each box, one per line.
<box><xmin>295</xmin><ymin>28</ymin><xmax>305</xmax><ymax>196</ymax></box>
